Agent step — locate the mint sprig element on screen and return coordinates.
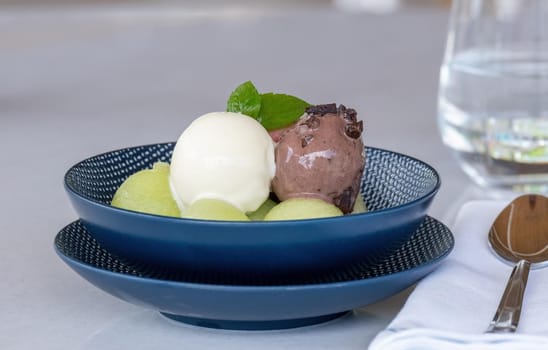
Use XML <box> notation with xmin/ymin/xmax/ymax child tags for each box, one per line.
<box><xmin>257</xmin><ymin>93</ymin><xmax>310</xmax><ymax>130</ymax></box>
<box><xmin>226</xmin><ymin>81</ymin><xmax>261</xmax><ymax>119</ymax></box>
<box><xmin>226</xmin><ymin>81</ymin><xmax>310</xmax><ymax>131</ymax></box>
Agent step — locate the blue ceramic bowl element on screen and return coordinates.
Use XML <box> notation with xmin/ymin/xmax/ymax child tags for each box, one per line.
<box><xmin>64</xmin><ymin>143</ymin><xmax>440</xmax><ymax>277</ymax></box>
<box><xmin>54</xmin><ymin>216</ymin><xmax>454</xmax><ymax>330</ymax></box>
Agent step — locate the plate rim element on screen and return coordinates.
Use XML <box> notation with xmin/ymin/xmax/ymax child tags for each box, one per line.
<box><xmin>54</xmin><ymin>215</ymin><xmax>454</xmax><ymax>291</ymax></box>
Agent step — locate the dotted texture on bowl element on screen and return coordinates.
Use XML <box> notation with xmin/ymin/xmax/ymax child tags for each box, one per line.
<box><xmin>65</xmin><ymin>143</ymin><xmax>174</xmax><ymax>205</ymax></box>
<box><xmin>55</xmin><ymin>217</ymin><xmax>453</xmax><ymax>286</ymax></box>
<box><xmin>65</xmin><ymin>144</ymin><xmax>438</xmax><ymax>212</ymax></box>
<box><xmin>360</xmin><ymin>148</ymin><xmax>438</xmax><ymax>211</ymax></box>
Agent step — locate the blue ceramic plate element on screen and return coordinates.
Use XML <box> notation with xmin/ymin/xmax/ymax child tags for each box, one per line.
<box><xmin>54</xmin><ymin>216</ymin><xmax>454</xmax><ymax>330</ymax></box>
<box><xmin>64</xmin><ymin>144</ymin><xmax>440</xmax><ymax>277</ymax></box>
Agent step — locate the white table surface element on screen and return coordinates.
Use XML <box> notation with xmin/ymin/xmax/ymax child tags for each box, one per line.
<box><xmin>1</xmin><ymin>4</ymin><xmax>482</xmax><ymax>349</ymax></box>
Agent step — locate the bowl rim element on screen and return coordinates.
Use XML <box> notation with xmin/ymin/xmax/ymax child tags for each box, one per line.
<box><xmin>63</xmin><ymin>142</ymin><xmax>441</xmax><ymax>225</ymax></box>
<box><xmin>53</xmin><ymin>216</ymin><xmax>454</xmax><ymax>289</ymax></box>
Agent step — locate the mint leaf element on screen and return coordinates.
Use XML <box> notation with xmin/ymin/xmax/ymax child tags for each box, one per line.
<box><xmin>258</xmin><ymin>93</ymin><xmax>310</xmax><ymax>130</ymax></box>
<box><xmin>226</xmin><ymin>81</ymin><xmax>311</xmax><ymax>130</ymax></box>
<box><xmin>226</xmin><ymin>81</ymin><xmax>261</xmax><ymax>119</ymax></box>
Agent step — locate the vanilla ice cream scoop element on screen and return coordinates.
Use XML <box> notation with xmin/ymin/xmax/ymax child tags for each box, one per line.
<box><xmin>170</xmin><ymin>112</ymin><xmax>276</xmax><ymax>213</ymax></box>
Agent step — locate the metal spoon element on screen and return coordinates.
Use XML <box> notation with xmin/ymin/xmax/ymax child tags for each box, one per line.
<box><xmin>486</xmin><ymin>194</ymin><xmax>548</xmax><ymax>333</ymax></box>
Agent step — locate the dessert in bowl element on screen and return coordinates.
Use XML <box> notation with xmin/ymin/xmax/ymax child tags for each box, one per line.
<box><xmin>64</xmin><ymin>144</ymin><xmax>439</xmax><ymax>278</ymax></box>
<box><xmin>63</xmin><ymin>82</ymin><xmax>440</xmax><ymax>278</ymax></box>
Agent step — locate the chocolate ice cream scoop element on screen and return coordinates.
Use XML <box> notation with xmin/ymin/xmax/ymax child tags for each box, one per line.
<box><xmin>271</xmin><ymin>104</ymin><xmax>365</xmax><ymax>214</ymax></box>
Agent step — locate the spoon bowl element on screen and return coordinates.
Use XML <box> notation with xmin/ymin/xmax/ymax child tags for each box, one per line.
<box><xmin>487</xmin><ymin>194</ymin><xmax>548</xmax><ymax>333</ymax></box>
<box><xmin>489</xmin><ymin>194</ymin><xmax>548</xmax><ymax>265</ymax></box>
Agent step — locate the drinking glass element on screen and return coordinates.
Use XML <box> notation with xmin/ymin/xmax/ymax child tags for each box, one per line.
<box><xmin>438</xmin><ymin>0</ymin><xmax>548</xmax><ymax>192</ymax></box>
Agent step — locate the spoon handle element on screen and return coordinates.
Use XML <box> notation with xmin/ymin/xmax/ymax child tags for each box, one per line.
<box><xmin>486</xmin><ymin>259</ymin><xmax>531</xmax><ymax>333</ymax></box>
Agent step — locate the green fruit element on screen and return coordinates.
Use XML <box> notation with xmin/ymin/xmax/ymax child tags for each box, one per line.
<box><xmin>247</xmin><ymin>198</ymin><xmax>277</xmax><ymax>221</ymax></box>
<box><xmin>264</xmin><ymin>198</ymin><xmax>343</xmax><ymax>221</ymax></box>
<box><xmin>352</xmin><ymin>194</ymin><xmax>368</xmax><ymax>214</ymax></box>
<box><xmin>183</xmin><ymin>198</ymin><xmax>250</xmax><ymax>221</ymax></box>
<box><xmin>111</xmin><ymin>162</ymin><xmax>181</xmax><ymax>217</ymax></box>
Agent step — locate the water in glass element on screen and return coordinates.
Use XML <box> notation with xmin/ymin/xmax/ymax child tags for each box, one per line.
<box><xmin>438</xmin><ymin>0</ymin><xmax>548</xmax><ymax>191</ymax></box>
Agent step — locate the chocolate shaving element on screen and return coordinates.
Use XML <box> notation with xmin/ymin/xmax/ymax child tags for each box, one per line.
<box><xmin>306</xmin><ymin>103</ymin><xmax>337</xmax><ymax>116</ymax></box>
<box><xmin>334</xmin><ymin>187</ymin><xmax>355</xmax><ymax>214</ymax></box>
<box><xmin>343</xmin><ymin>108</ymin><xmax>358</xmax><ymax>122</ymax></box>
<box><xmin>306</xmin><ymin>103</ymin><xmax>364</xmax><ymax>139</ymax></box>
<box><xmin>301</xmin><ymin>135</ymin><xmax>313</xmax><ymax>147</ymax></box>
<box><xmin>345</xmin><ymin>120</ymin><xmax>363</xmax><ymax>139</ymax></box>
<box><xmin>303</xmin><ymin>115</ymin><xmax>320</xmax><ymax>129</ymax></box>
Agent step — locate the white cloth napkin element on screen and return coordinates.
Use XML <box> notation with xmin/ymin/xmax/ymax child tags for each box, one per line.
<box><xmin>369</xmin><ymin>200</ymin><xmax>548</xmax><ymax>350</ymax></box>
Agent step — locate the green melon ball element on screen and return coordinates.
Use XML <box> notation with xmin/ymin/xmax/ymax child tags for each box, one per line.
<box><xmin>111</xmin><ymin>162</ymin><xmax>181</xmax><ymax>218</ymax></box>
<box><xmin>247</xmin><ymin>198</ymin><xmax>277</xmax><ymax>221</ymax></box>
<box><xmin>352</xmin><ymin>194</ymin><xmax>368</xmax><ymax>214</ymax></box>
<box><xmin>183</xmin><ymin>198</ymin><xmax>250</xmax><ymax>221</ymax></box>
<box><xmin>264</xmin><ymin>198</ymin><xmax>343</xmax><ymax>221</ymax></box>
